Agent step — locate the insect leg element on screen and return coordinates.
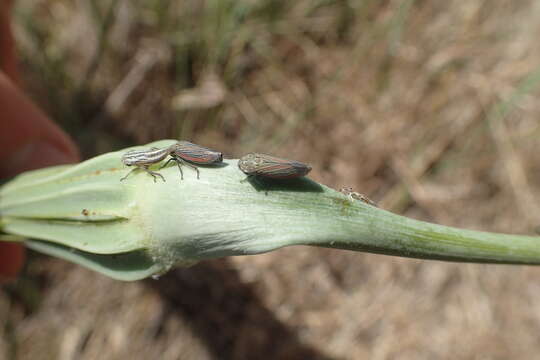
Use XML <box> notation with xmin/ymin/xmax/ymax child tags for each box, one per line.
<box><xmin>239</xmin><ymin>174</ymin><xmax>254</xmax><ymax>183</ymax></box>
<box><xmin>141</xmin><ymin>165</ymin><xmax>166</xmax><ymax>183</ymax></box>
<box><xmin>174</xmin><ymin>158</ymin><xmax>184</xmax><ymax>180</ymax></box>
<box><xmin>160</xmin><ymin>158</ymin><xmax>175</xmax><ymax>169</ymax></box>
<box><xmin>172</xmin><ymin>156</ymin><xmax>199</xmax><ymax>179</ymax></box>
<box><xmin>120</xmin><ymin>168</ymin><xmax>138</xmax><ymax>181</ymax></box>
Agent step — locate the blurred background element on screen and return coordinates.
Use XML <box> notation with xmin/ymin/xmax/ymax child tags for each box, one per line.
<box><xmin>3</xmin><ymin>0</ymin><xmax>540</xmax><ymax>359</ymax></box>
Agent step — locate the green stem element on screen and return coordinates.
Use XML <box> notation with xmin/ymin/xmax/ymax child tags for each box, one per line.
<box><xmin>178</xmin><ymin>178</ymin><xmax>540</xmax><ymax>265</ymax></box>
<box><xmin>304</xmin><ymin>205</ymin><xmax>540</xmax><ymax>264</ymax></box>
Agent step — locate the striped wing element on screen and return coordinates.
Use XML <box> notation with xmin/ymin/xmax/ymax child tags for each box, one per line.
<box><xmin>173</xmin><ymin>141</ymin><xmax>223</xmax><ymax>164</ymax></box>
<box><xmin>253</xmin><ymin>154</ymin><xmax>311</xmax><ymax>179</ymax></box>
<box><xmin>122</xmin><ymin>147</ymin><xmax>169</xmax><ymax>166</ymax></box>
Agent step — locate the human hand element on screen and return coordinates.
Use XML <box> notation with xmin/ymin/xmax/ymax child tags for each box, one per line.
<box><xmin>0</xmin><ymin>0</ymin><xmax>79</xmax><ymax>282</ymax></box>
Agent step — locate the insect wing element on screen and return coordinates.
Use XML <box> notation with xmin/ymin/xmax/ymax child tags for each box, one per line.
<box><xmin>121</xmin><ymin>149</ymin><xmax>151</xmax><ymax>166</ymax></box>
<box><xmin>174</xmin><ymin>141</ymin><xmax>223</xmax><ymax>164</ymax></box>
<box><xmin>256</xmin><ymin>155</ymin><xmax>311</xmax><ymax>179</ymax></box>
<box><xmin>122</xmin><ymin>147</ymin><xmax>169</xmax><ymax>166</ymax></box>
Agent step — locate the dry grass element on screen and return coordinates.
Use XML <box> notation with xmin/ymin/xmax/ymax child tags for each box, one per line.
<box><xmin>3</xmin><ymin>0</ymin><xmax>540</xmax><ymax>359</ymax></box>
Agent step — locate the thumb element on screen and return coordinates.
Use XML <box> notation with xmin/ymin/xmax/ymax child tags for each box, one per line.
<box><xmin>0</xmin><ymin>73</ymin><xmax>80</xmax><ymax>282</ymax></box>
<box><xmin>0</xmin><ymin>73</ymin><xmax>79</xmax><ymax>177</ymax></box>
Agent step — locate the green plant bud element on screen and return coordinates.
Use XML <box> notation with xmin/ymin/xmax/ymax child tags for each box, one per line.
<box><xmin>2</xmin><ymin>140</ymin><xmax>540</xmax><ymax>281</ymax></box>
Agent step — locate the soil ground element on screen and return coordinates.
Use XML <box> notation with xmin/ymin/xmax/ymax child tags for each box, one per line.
<box><xmin>3</xmin><ymin>1</ymin><xmax>540</xmax><ymax>359</ymax></box>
